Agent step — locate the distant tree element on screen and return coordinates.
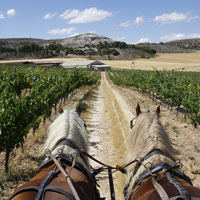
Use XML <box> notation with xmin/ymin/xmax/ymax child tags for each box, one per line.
<box><xmin>112</xmin><ymin>41</ymin><xmax>128</xmax><ymax>49</ymax></box>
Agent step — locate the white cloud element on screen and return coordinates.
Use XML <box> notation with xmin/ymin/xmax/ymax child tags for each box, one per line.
<box><xmin>59</xmin><ymin>9</ymin><xmax>79</xmax><ymax>19</ymax></box>
<box><xmin>44</xmin><ymin>13</ymin><xmax>56</xmax><ymax>19</ymax></box>
<box><xmin>161</xmin><ymin>33</ymin><xmax>200</xmax><ymax>41</ymax></box>
<box><xmin>120</xmin><ymin>20</ymin><xmax>133</xmax><ymax>28</ymax></box>
<box><xmin>0</xmin><ymin>13</ymin><xmax>5</xmax><ymax>19</ymax></box>
<box><xmin>154</xmin><ymin>12</ymin><xmax>198</xmax><ymax>24</ymax></box>
<box><xmin>136</xmin><ymin>38</ymin><xmax>151</xmax><ymax>44</ymax></box>
<box><xmin>134</xmin><ymin>16</ymin><xmax>144</xmax><ymax>25</ymax></box>
<box><xmin>60</xmin><ymin>7</ymin><xmax>112</xmax><ymax>24</ymax></box>
<box><xmin>120</xmin><ymin>16</ymin><xmax>144</xmax><ymax>27</ymax></box>
<box><xmin>7</xmin><ymin>9</ymin><xmax>16</xmax><ymax>17</ymax></box>
<box><xmin>47</xmin><ymin>27</ymin><xmax>76</xmax><ymax>35</ymax></box>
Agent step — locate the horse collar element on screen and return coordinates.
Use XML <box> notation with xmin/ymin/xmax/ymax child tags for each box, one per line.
<box><xmin>55</xmin><ymin>138</ymin><xmax>81</xmax><ymax>152</ymax></box>
<box><xmin>132</xmin><ymin>149</ymin><xmax>166</xmax><ymax>177</ymax></box>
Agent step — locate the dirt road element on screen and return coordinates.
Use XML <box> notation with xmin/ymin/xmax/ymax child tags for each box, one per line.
<box><xmin>83</xmin><ymin>72</ymin><xmax>134</xmax><ymax>200</ymax></box>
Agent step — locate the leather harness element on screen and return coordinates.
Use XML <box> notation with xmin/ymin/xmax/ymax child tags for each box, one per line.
<box><xmin>124</xmin><ymin>149</ymin><xmax>194</xmax><ymax>200</ymax></box>
<box><xmin>8</xmin><ymin>139</ymin><xmax>100</xmax><ymax>200</ymax></box>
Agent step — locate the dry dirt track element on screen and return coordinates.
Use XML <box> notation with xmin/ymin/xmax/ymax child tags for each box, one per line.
<box><xmin>1</xmin><ymin>71</ymin><xmax>200</xmax><ymax>200</ymax></box>
<box><xmin>83</xmin><ymin>72</ymin><xmax>134</xmax><ymax>200</ymax></box>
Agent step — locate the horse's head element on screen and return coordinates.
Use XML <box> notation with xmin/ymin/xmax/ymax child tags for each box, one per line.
<box><xmin>128</xmin><ymin>103</ymin><xmax>175</xmax><ymax>162</ymax></box>
<box><xmin>130</xmin><ymin>103</ymin><xmax>160</xmax><ymax>129</ymax></box>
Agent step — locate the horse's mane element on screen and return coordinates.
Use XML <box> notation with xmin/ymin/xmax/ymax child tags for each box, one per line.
<box><xmin>127</xmin><ymin>112</ymin><xmax>177</xmax><ymax>163</ymax></box>
<box><xmin>125</xmin><ymin>111</ymin><xmax>178</xmax><ymax>197</ymax></box>
<box><xmin>41</xmin><ymin>108</ymin><xmax>90</xmax><ymax>171</ymax></box>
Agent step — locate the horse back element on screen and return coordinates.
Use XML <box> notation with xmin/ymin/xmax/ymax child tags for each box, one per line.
<box><xmin>12</xmin><ymin>164</ymin><xmax>97</xmax><ymax>200</ymax></box>
<box><xmin>131</xmin><ymin>176</ymin><xmax>200</xmax><ymax>200</ymax></box>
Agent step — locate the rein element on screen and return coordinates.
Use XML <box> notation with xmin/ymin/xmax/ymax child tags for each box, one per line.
<box><xmin>80</xmin><ymin>150</ymin><xmax>127</xmax><ymax>174</ymax></box>
<box><xmin>80</xmin><ymin>150</ymin><xmax>128</xmax><ymax>200</ymax></box>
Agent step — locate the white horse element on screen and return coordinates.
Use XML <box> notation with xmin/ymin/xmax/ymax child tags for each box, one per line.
<box><xmin>9</xmin><ymin>108</ymin><xmax>99</xmax><ymax>200</ymax></box>
<box><xmin>124</xmin><ymin>104</ymin><xmax>200</xmax><ymax>200</ymax></box>
<box><xmin>41</xmin><ymin>108</ymin><xmax>90</xmax><ymax>172</ymax></box>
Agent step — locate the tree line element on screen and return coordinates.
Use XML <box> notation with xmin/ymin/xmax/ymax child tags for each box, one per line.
<box><xmin>0</xmin><ymin>40</ymin><xmax>156</xmax><ymax>59</ymax></box>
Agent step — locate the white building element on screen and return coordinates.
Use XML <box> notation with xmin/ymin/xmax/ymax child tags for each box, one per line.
<box><xmin>62</xmin><ymin>60</ymin><xmax>111</xmax><ymax>70</ymax></box>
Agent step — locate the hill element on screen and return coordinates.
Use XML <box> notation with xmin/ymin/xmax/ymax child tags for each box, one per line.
<box><xmin>0</xmin><ymin>33</ymin><xmax>199</xmax><ymax>60</ymax></box>
<box><xmin>0</xmin><ymin>33</ymin><xmax>156</xmax><ymax>60</ymax></box>
<box><xmin>167</xmin><ymin>38</ymin><xmax>200</xmax><ymax>50</ymax></box>
<box><xmin>55</xmin><ymin>33</ymin><xmax>114</xmax><ymax>47</ymax></box>
<box><xmin>137</xmin><ymin>38</ymin><xmax>200</xmax><ymax>53</ymax></box>
<box><xmin>0</xmin><ymin>33</ymin><xmax>113</xmax><ymax>49</ymax></box>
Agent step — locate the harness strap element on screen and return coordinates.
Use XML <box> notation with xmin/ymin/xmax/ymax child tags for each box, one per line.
<box><xmin>55</xmin><ymin>138</ymin><xmax>81</xmax><ymax>152</ymax></box>
<box><xmin>39</xmin><ymin>153</ymin><xmax>89</xmax><ymax>179</ymax></box>
<box><xmin>132</xmin><ymin>162</ymin><xmax>192</xmax><ymax>192</ymax></box>
<box><xmin>170</xmin><ymin>197</ymin><xmax>200</xmax><ymax>200</ymax></box>
<box><xmin>166</xmin><ymin>172</ymin><xmax>191</xmax><ymax>200</ymax></box>
<box><xmin>8</xmin><ymin>186</ymin><xmax>39</xmax><ymax>200</ymax></box>
<box><xmin>152</xmin><ymin>176</ymin><xmax>170</xmax><ymax>200</ymax></box>
<box><xmin>44</xmin><ymin>185</ymin><xmax>75</xmax><ymax>200</ymax></box>
<box><xmin>7</xmin><ymin>185</ymin><xmax>76</xmax><ymax>200</ymax></box>
<box><xmin>132</xmin><ymin>149</ymin><xmax>166</xmax><ymax>177</ymax></box>
<box><xmin>35</xmin><ymin>166</ymin><xmax>57</xmax><ymax>200</ymax></box>
<box><xmin>46</xmin><ymin>150</ymin><xmax>81</xmax><ymax>200</ymax></box>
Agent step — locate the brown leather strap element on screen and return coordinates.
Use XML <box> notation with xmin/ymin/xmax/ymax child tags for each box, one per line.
<box><xmin>8</xmin><ymin>186</ymin><xmax>39</xmax><ymax>200</ymax></box>
<box><xmin>152</xmin><ymin>176</ymin><xmax>170</xmax><ymax>200</ymax></box>
<box><xmin>46</xmin><ymin>149</ymin><xmax>81</xmax><ymax>200</ymax></box>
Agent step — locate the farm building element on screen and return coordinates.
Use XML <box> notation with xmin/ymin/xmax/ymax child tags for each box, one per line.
<box><xmin>62</xmin><ymin>60</ymin><xmax>111</xmax><ymax>70</ymax></box>
<box><xmin>8</xmin><ymin>60</ymin><xmax>64</xmax><ymax>67</ymax></box>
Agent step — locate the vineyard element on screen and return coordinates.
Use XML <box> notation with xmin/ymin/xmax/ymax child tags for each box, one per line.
<box><xmin>0</xmin><ymin>64</ymin><xmax>99</xmax><ymax>172</ymax></box>
<box><xmin>1</xmin><ymin>65</ymin><xmax>200</xmax><ymax>199</ymax></box>
<box><xmin>109</xmin><ymin>70</ymin><xmax>200</xmax><ymax>126</ymax></box>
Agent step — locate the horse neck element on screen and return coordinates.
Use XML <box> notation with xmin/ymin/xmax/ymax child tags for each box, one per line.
<box><xmin>125</xmin><ymin>113</ymin><xmax>177</xmax><ymax>198</ymax></box>
<box><xmin>41</xmin><ymin>109</ymin><xmax>90</xmax><ymax>172</ymax></box>
<box><xmin>127</xmin><ymin>113</ymin><xmax>177</xmax><ymax>165</ymax></box>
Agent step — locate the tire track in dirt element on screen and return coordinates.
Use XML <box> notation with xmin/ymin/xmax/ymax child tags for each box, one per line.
<box><xmin>84</xmin><ymin>72</ymin><xmax>134</xmax><ymax>200</ymax></box>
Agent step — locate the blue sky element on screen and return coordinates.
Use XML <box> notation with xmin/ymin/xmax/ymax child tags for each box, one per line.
<box><xmin>0</xmin><ymin>0</ymin><xmax>200</xmax><ymax>43</ymax></box>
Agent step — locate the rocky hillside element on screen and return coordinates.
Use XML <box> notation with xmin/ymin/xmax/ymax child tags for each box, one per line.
<box><xmin>137</xmin><ymin>38</ymin><xmax>200</xmax><ymax>53</ymax></box>
<box><xmin>0</xmin><ymin>33</ymin><xmax>156</xmax><ymax>60</ymax></box>
<box><xmin>0</xmin><ymin>33</ymin><xmax>199</xmax><ymax>60</ymax></box>
<box><xmin>167</xmin><ymin>38</ymin><xmax>200</xmax><ymax>50</ymax></box>
<box><xmin>0</xmin><ymin>33</ymin><xmax>113</xmax><ymax>49</ymax></box>
<box><xmin>55</xmin><ymin>33</ymin><xmax>114</xmax><ymax>47</ymax></box>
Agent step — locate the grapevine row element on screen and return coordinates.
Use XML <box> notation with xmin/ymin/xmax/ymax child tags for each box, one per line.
<box><xmin>0</xmin><ymin>64</ymin><xmax>99</xmax><ymax>172</ymax></box>
<box><xmin>109</xmin><ymin>70</ymin><xmax>200</xmax><ymax>126</ymax></box>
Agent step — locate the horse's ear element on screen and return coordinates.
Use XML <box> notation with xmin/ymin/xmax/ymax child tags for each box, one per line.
<box><xmin>59</xmin><ymin>106</ymin><xmax>63</xmax><ymax>114</ymax></box>
<box><xmin>136</xmin><ymin>103</ymin><xmax>141</xmax><ymax>116</ymax></box>
<box><xmin>156</xmin><ymin>105</ymin><xmax>160</xmax><ymax>115</ymax></box>
<box><xmin>76</xmin><ymin>104</ymin><xmax>82</xmax><ymax>116</ymax></box>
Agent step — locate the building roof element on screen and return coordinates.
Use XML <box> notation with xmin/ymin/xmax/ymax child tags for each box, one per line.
<box><xmin>92</xmin><ymin>65</ymin><xmax>110</xmax><ymax>68</ymax></box>
<box><xmin>62</xmin><ymin>60</ymin><xmax>105</xmax><ymax>67</ymax></box>
<box><xmin>33</xmin><ymin>61</ymin><xmax>64</xmax><ymax>64</ymax></box>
